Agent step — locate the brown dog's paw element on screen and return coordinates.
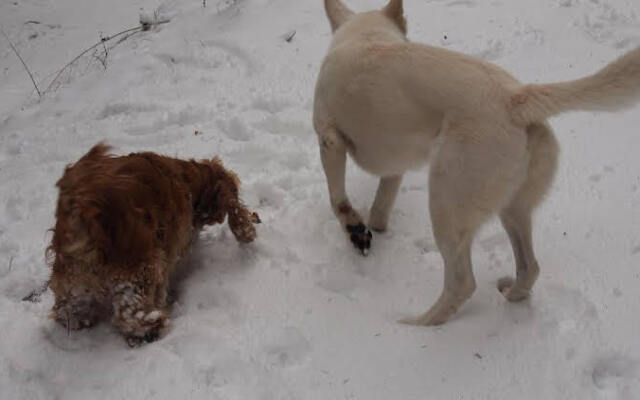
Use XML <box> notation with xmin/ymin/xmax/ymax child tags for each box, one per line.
<box><xmin>52</xmin><ymin>296</ymin><xmax>103</xmax><ymax>331</ymax></box>
<box><xmin>228</xmin><ymin>207</ymin><xmax>260</xmax><ymax>243</ymax></box>
<box><xmin>346</xmin><ymin>223</ymin><xmax>372</xmax><ymax>256</ymax></box>
<box><xmin>125</xmin><ymin>323</ymin><xmax>164</xmax><ymax>347</ymax></box>
<box><xmin>112</xmin><ymin>284</ymin><xmax>169</xmax><ymax>345</ymax></box>
<box><xmin>250</xmin><ymin>212</ymin><xmax>261</xmax><ymax>224</ymax></box>
<box><xmin>117</xmin><ymin>309</ymin><xmax>169</xmax><ymax>347</ymax></box>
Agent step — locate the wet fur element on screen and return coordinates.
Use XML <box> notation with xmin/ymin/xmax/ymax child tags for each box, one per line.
<box><xmin>47</xmin><ymin>143</ymin><xmax>258</xmax><ymax>345</ymax></box>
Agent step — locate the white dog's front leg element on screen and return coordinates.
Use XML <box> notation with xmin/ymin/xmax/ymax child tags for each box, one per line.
<box><xmin>318</xmin><ymin>128</ymin><xmax>372</xmax><ymax>255</ymax></box>
<box><xmin>369</xmin><ymin>175</ymin><xmax>403</xmax><ymax>232</ymax></box>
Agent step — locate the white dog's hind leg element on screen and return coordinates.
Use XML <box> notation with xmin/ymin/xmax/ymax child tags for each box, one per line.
<box><xmin>318</xmin><ymin>128</ymin><xmax>372</xmax><ymax>254</ymax></box>
<box><xmin>369</xmin><ymin>175</ymin><xmax>403</xmax><ymax>232</ymax></box>
<box><xmin>498</xmin><ymin>122</ymin><xmax>558</xmax><ymax>301</ymax></box>
<box><xmin>400</xmin><ymin>121</ymin><xmax>528</xmax><ymax>325</ymax></box>
<box><xmin>498</xmin><ymin>209</ymin><xmax>538</xmax><ymax>301</ymax></box>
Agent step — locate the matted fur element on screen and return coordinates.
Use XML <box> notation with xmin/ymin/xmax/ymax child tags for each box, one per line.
<box><xmin>47</xmin><ymin>143</ymin><xmax>259</xmax><ymax>345</ymax></box>
<box><xmin>316</xmin><ymin>0</ymin><xmax>640</xmax><ymax>325</ymax></box>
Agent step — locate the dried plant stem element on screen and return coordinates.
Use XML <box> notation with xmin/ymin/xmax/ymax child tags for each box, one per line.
<box><xmin>0</xmin><ymin>27</ymin><xmax>42</xmax><ymax>97</ymax></box>
<box><xmin>44</xmin><ymin>18</ymin><xmax>170</xmax><ymax>94</ymax></box>
<box><xmin>43</xmin><ymin>25</ymin><xmax>143</xmax><ymax>94</ymax></box>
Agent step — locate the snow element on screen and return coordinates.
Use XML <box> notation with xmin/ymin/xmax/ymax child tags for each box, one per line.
<box><xmin>1</xmin><ymin>0</ymin><xmax>640</xmax><ymax>398</ymax></box>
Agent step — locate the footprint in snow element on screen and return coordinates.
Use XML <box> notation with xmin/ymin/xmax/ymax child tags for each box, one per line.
<box><xmin>199</xmin><ymin>40</ymin><xmax>257</xmax><ymax>76</ymax></box>
<box><xmin>314</xmin><ymin>261</ymin><xmax>357</xmax><ymax>298</ymax></box>
<box><xmin>251</xmin><ymin>97</ymin><xmax>291</xmax><ymax>115</ymax></box>
<box><xmin>537</xmin><ymin>285</ymin><xmax>599</xmax><ymax>334</ymax></box>
<box><xmin>264</xmin><ymin>327</ymin><xmax>311</xmax><ymax>369</ymax></box>
<box><xmin>98</xmin><ymin>102</ymin><xmax>160</xmax><ymax>120</ymax></box>
<box><xmin>446</xmin><ymin>0</ymin><xmax>476</xmax><ymax>7</ymax></box>
<box><xmin>591</xmin><ymin>355</ymin><xmax>640</xmax><ymax>399</ymax></box>
<box><xmin>574</xmin><ymin>1</ymin><xmax>639</xmax><ymax>48</ymax></box>
<box><xmin>249</xmin><ymin>182</ymin><xmax>286</xmax><ymax>209</ymax></box>
<box><xmin>5</xmin><ymin>194</ymin><xmax>25</xmax><ymax>222</ymax></box>
<box><xmin>125</xmin><ymin>107</ymin><xmax>208</xmax><ymax>136</ymax></box>
<box><xmin>473</xmin><ymin>38</ymin><xmax>505</xmax><ymax>61</ymax></box>
<box><xmin>217</xmin><ymin>117</ymin><xmax>254</xmax><ymax>142</ymax></box>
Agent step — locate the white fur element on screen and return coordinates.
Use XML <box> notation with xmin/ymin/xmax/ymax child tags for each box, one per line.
<box><xmin>314</xmin><ymin>0</ymin><xmax>640</xmax><ymax>325</ymax></box>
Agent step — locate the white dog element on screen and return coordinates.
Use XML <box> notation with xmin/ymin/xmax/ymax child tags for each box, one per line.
<box><xmin>313</xmin><ymin>0</ymin><xmax>640</xmax><ymax>325</ymax></box>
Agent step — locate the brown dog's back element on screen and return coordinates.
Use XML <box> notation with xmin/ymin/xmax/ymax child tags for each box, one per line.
<box><xmin>47</xmin><ymin>143</ymin><xmax>258</xmax><ymax>344</ymax></box>
<box><xmin>50</xmin><ymin>144</ymin><xmax>193</xmax><ymax>270</ymax></box>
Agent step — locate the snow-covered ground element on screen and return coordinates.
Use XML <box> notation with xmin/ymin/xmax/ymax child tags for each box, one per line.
<box><xmin>1</xmin><ymin>0</ymin><xmax>640</xmax><ymax>398</ymax></box>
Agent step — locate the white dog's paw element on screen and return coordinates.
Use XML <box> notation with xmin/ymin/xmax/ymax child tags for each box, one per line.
<box><xmin>398</xmin><ymin>312</ymin><xmax>448</xmax><ymax>327</ymax></box>
<box><xmin>497</xmin><ymin>277</ymin><xmax>531</xmax><ymax>302</ymax></box>
<box><xmin>368</xmin><ymin>210</ymin><xmax>389</xmax><ymax>233</ymax></box>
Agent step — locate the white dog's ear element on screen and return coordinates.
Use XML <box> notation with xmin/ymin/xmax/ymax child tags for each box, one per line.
<box><xmin>383</xmin><ymin>0</ymin><xmax>406</xmax><ymax>33</ymax></box>
<box><xmin>324</xmin><ymin>0</ymin><xmax>354</xmax><ymax>32</ymax></box>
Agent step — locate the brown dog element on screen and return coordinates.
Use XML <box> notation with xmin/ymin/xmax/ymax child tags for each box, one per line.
<box><xmin>47</xmin><ymin>143</ymin><xmax>259</xmax><ymax>346</ymax></box>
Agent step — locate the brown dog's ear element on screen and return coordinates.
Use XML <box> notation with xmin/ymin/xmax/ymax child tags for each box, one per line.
<box><xmin>383</xmin><ymin>0</ymin><xmax>406</xmax><ymax>34</ymax></box>
<box><xmin>324</xmin><ymin>0</ymin><xmax>354</xmax><ymax>33</ymax></box>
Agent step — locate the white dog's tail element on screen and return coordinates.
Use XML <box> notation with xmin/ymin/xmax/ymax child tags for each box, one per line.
<box><xmin>510</xmin><ymin>46</ymin><xmax>640</xmax><ymax>124</ymax></box>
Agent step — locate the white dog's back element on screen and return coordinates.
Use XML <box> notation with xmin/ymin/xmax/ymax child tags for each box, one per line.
<box><xmin>314</xmin><ymin>0</ymin><xmax>640</xmax><ymax>325</ymax></box>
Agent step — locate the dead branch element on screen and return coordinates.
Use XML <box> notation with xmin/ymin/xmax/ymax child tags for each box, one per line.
<box><xmin>94</xmin><ymin>32</ymin><xmax>109</xmax><ymax>70</ymax></box>
<box><xmin>0</xmin><ymin>26</ymin><xmax>42</xmax><ymax>97</ymax></box>
<box><xmin>43</xmin><ymin>26</ymin><xmax>140</xmax><ymax>94</ymax></box>
<box><xmin>44</xmin><ymin>17</ymin><xmax>169</xmax><ymax>94</ymax></box>
<box><xmin>284</xmin><ymin>30</ymin><xmax>296</xmax><ymax>43</ymax></box>
<box><xmin>22</xmin><ymin>281</ymin><xmax>49</xmax><ymax>303</ymax></box>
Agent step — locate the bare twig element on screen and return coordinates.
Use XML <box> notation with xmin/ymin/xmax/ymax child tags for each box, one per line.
<box><xmin>95</xmin><ymin>32</ymin><xmax>109</xmax><ymax>70</ymax></box>
<box><xmin>0</xmin><ymin>26</ymin><xmax>42</xmax><ymax>97</ymax></box>
<box><xmin>8</xmin><ymin>256</ymin><xmax>14</xmax><ymax>273</ymax></box>
<box><xmin>284</xmin><ymin>30</ymin><xmax>296</xmax><ymax>43</ymax></box>
<box><xmin>100</xmin><ymin>33</ymin><xmax>109</xmax><ymax>66</ymax></box>
<box><xmin>43</xmin><ymin>25</ymin><xmax>141</xmax><ymax>94</ymax></box>
<box><xmin>22</xmin><ymin>281</ymin><xmax>49</xmax><ymax>302</ymax></box>
<box><xmin>44</xmin><ymin>17</ymin><xmax>169</xmax><ymax>94</ymax></box>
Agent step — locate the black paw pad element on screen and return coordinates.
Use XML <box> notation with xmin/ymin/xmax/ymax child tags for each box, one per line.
<box><xmin>143</xmin><ymin>328</ymin><xmax>161</xmax><ymax>343</ymax></box>
<box><xmin>346</xmin><ymin>223</ymin><xmax>372</xmax><ymax>255</ymax></box>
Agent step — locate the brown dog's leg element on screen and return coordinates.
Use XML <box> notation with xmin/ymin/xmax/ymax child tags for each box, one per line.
<box><xmin>52</xmin><ymin>293</ymin><xmax>102</xmax><ymax>331</ymax></box>
<box><xmin>49</xmin><ymin>271</ymin><xmax>103</xmax><ymax>331</ymax></box>
<box><xmin>111</xmin><ymin>281</ymin><xmax>169</xmax><ymax>347</ymax></box>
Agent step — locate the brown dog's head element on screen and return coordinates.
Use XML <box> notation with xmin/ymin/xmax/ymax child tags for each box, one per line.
<box><xmin>193</xmin><ymin>158</ymin><xmax>260</xmax><ymax>243</ymax></box>
<box><xmin>324</xmin><ymin>0</ymin><xmax>406</xmax><ymax>35</ymax></box>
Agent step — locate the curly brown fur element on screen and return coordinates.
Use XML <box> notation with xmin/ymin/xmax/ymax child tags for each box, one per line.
<box><xmin>47</xmin><ymin>143</ymin><xmax>259</xmax><ymax>346</ymax></box>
